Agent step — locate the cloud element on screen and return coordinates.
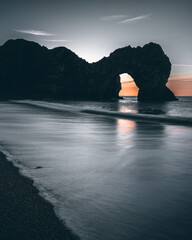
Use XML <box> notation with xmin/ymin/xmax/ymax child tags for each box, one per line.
<box><xmin>100</xmin><ymin>15</ymin><xmax>127</xmax><ymax>21</ymax></box>
<box><xmin>15</xmin><ymin>29</ymin><xmax>54</xmax><ymax>36</ymax></box>
<box><xmin>119</xmin><ymin>14</ymin><xmax>151</xmax><ymax>23</ymax></box>
<box><xmin>43</xmin><ymin>39</ymin><xmax>73</xmax><ymax>42</ymax></box>
<box><xmin>172</xmin><ymin>64</ymin><xmax>192</xmax><ymax>67</ymax></box>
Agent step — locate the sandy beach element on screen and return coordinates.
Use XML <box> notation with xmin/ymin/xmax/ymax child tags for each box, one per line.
<box><xmin>0</xmin><ymin>151</ymin><xmax>80</xmax><ymax>240</ymax></box>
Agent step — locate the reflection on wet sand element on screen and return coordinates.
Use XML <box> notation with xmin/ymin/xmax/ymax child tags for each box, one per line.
<box><xmin>117</xmin><ymin>119</ymin><xmax>136</xmax><ymax>132</ymax></box>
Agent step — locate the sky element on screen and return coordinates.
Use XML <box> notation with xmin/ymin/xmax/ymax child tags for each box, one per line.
<box><xmin>0</xmin><ymin>0</ymin><xmax>192</xmax><ymax>95</ymax></box>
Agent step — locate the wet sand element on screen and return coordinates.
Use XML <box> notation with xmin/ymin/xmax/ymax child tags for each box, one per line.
<box><xmin>0</xmin><ymin>151</ymin><xmax>80</xmax><ymax>240</ymax></box>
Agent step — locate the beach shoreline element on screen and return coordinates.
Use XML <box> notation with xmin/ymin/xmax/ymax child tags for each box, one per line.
<box><xmin>0</xmin><ymin>151</ymin><xmax>80</xmax><ymax>240</ymax></box>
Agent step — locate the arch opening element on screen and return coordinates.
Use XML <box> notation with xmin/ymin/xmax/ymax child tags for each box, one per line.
<box><xmin>119</xmin><ymin>73</ymin><xmax>139</xmax><ymax>97</ymax></box>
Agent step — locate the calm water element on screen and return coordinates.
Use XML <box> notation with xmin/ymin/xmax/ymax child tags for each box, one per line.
<box><xmin>0</xmin><ymin>97</ymin><xmax>192</xmax><ymax>240</ymax></box>
<box><xmin>54</xmin><ymin>96</ymin><xmax>192</xmax><ymax>118</ymax></box>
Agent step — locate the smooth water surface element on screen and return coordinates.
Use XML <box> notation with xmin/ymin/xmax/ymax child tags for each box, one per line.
<box><xmin>53</xmin><ymin>96</ymin><xmax>192</xmax><ymax>118</ymax></box>
<box><xmin>0</xmin><ymin>99</ymin><xmax>192</xmax><ymax>240</ymax></box>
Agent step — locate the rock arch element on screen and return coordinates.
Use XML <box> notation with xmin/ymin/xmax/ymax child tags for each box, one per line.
<box><xmin>0</xmin><ymin>39</ymin><xmax>177</xmax><ymax>102</ymax></box>
<box><xmin>91</xmin><ymin>42</ymin><xmax>177</xmax><ymax>101</ymax></box>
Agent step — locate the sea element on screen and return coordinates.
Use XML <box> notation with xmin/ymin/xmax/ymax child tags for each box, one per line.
<box><xmin>0</xmin><ymin>96</ymin><xmax>192</xmax><ymax>240</ymax></box>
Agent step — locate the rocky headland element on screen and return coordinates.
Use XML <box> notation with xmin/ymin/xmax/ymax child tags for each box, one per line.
<box><xmin>0</xmin><ymin>39</ymin><xmax>177</xmax><ymax>101</ymax></box>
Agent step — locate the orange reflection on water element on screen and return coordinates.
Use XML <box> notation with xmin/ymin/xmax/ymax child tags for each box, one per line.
<box><xmin>117</xmin><ymin>119</ymin><xmax>136</xmax><ymax>132</ymax></box>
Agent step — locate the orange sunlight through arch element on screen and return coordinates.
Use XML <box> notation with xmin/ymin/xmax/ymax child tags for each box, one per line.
<box><xmin>119</xmin><ymin>73</ymin><xmax>138</xmax><ymax>96</ymax></box>
<box><xmin>119</xmin><ymin>73</ymin><xmax>192</xmax><ymax>97</ymax></box>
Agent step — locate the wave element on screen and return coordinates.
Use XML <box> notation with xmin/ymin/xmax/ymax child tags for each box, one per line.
<box><xmin>0</xmin><ymin>145</ymin><xmax>58</xmax><ymax>211</ymax></box>
<box><xmin>11</xmin><ymin>100</ymin><xmax>192</xmax><ymax>127</ymax></box>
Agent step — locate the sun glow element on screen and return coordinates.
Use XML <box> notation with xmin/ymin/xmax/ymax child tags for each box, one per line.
<box><xmin>119</xmin><ymin>73</ymin><xmax>138</xmax><ymax>96</ymax></box>
<box><xmin>72</xmin><ymin>45</ymin><xmax>107</xmax><ymax>63</ymax></box>
<box><xmin>167</xmin><ymin>73</ymin><xmax>192</xmax><ymax>96</ymax></box>
<box><xmin>119</xmin><ymin>72</ymin><xmax>192</xmax><ymax>96</ymax></box>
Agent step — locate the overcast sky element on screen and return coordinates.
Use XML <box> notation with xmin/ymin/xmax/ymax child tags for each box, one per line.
<box><xmin>1</xmin><ymin>0</ymin><xmax>192</xmax><ymax>73</ymax></box>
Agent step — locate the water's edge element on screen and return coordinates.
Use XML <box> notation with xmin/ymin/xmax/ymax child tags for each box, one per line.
<box><xmin>0</xmin><ymin>146</ymin><xmax>80</xmax><ymax>240</ymax></box>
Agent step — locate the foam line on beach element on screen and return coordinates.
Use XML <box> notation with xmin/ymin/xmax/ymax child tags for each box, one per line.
<box><xmin>11</xmin><ymin>100</ymin><xmax>192</xmax><ymax>126</ymax></box>
<box><xmin>0</xmin><ymin>146</ymin><xmax>80</xmax><ymax>240</ymax></box>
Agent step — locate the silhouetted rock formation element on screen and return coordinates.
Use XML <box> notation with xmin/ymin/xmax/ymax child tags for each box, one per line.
<box><xmin>0</xmin><ymin>39</ymin><xmax>177</xmax><ymax>101</ymax></box>
<box><xmin>94</xmin><ymin>42</ymin><xmax>178</xmax><ymax>101</ymax></box>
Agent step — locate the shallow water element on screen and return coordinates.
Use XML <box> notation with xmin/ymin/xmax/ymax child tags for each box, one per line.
<box><xmin>0</xmin><ymin>100</ymin><xmax>192</xmax><ymax>240</ymax></box>
<box><xmin>53</xmin><ymin>96</ymin><xmax>192</xmax><ymax>118</ymax></box>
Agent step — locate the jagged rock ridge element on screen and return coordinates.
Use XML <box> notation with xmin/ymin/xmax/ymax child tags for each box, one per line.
<box><xmin>0</xmin><ymin>39</ymin><xmax>177</xmax><ymax>101</ymax></box>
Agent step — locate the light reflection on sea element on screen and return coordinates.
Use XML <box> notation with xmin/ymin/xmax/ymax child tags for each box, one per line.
<box><xmin>0</xmin><ymin>100</ymin><xmax>191</xmax><ymax>240</ymax></box>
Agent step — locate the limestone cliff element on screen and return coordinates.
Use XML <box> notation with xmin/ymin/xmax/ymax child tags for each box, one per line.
<box><xmin>0</xmin><ymin>39</ymin><xmax>177</xmax><ymax>101</ymax></box>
